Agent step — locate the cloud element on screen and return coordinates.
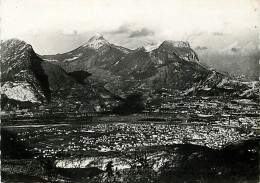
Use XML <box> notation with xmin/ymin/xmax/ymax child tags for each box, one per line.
<box><xmin>106</xmin><ymin>24</ymin><xmax>130</xmax><ymax>34</ymax></box>
<box><xmin>2</xmin><ymin>0</ymin><xmax>257</xmax><ymax>59</ymax></box>
<box><xmin>129</xmin><ymin>28</ymin><xmax>154</xmax><ymax>38</ymax></box>
<box><xmin>186</xmin><ymin>32</ymin><xmax>203</xmax><ymax>41</ymax></box>
<box><xmin>231</xmin><ymin>47</ymin><xmax>240</xmax><ymax>52</ymax></box>
<box><xmin>195</xmin><ymin>46</ymin><xmax>208</xmax><ymax>50</ymax></box>
<box><xmin>214</xmin><ymin>32</ymin><xmax>223</xmax><ymax>36</ymax></box>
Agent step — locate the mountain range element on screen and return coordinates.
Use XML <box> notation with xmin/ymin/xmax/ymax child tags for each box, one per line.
<box><xmin>196</xmin><ymin>41</ymin><xmax>259</xmax><ymax>78</ymax></box>
<box><xmin>1</xmin><ymin>39</ymin><xmax>117</xmax><ymax>111</ymax></box>
<box><xmin>42</xmin><ymin>35</ymin><xmax>214</xmax><ymax>95</ymax></box>
<box><xmin>1</xmin><ymin>36</ymin><xmax>258</xmax><ymax>111</ymax></box>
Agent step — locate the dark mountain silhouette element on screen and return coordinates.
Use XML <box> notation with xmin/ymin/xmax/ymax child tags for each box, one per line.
<box><xmin>2</xmin><ymin>37</ymin><xmax>257</xmax><ymax>108</ymax></box>
<box><xmin>42</xmin><ymin>36</ymin><xmax>232</xmax><ymax>97</ymax></box>
<box><xmin>1</xmin><ymin>39</ymin><xmax>117</xmax><ymax>109</ymax></box>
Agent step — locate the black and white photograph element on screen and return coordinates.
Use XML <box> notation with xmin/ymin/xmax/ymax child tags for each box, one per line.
<box><xmin>1</xmin><ymin>0</ymin><xmax>259</xmax><ymax>182</ymax></box>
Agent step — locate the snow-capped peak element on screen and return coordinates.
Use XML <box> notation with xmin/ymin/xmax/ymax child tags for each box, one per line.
<box><xmin>83</xmin><ymin>35</ymin><xmax>110</xmax><ymax>49</ymax></box>
<box><xmin>135</xmin><ymin>46</ymin><xmax>146</xmax><ymax>51</ymax></box>
<box><xmin>144</xmin><ymin>42</ymin><xmax>160</xmax><ymax>51</ymax></box>
<box><xmin>225</xmin><ymin>41</ymin><xmax>241</xmax><ymax>51</ymax></box>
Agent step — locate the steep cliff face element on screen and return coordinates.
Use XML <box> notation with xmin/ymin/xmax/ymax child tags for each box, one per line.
<box><xmin>158</xmin><ymin>41</ymin><xmax>199</xmax><ymax>62</ymax></box>
<box><xmin>1</xmin><ymin>39</ymin><xmax>116</xmax><ymax>108</ymax></box>
<box><xmin>1</xmin><ymin>39</ymin><xmax>46</xmax><ymax>103</ymax></box>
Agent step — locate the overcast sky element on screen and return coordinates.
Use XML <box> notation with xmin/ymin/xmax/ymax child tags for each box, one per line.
<box><xmin>1</xmin><ymin>0</ymin><xmax>259</xmax><ymax>55</ymax></box>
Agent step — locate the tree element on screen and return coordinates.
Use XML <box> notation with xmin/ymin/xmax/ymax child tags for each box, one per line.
<box><xmin>113</xmin><ymin>93</ymin><xmax>145</xmax><ymax>115</ymax></box>
<box><xmin>106</xmin><ymin>161</ymin><xmax>114</xmax><ymax>182</ymax></box>
<box><xmin>1</xmin><ymin>129</ymin><xmax>33</xmax><ymax>159</ymax></box>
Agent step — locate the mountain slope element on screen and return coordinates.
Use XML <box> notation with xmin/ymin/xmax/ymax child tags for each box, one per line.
<box><xmin>42</xmin><ymin>35</ymin><xmax>131</xmax><ymax>72</ymax></box>
<box><xmin>41</xmin><ymin>37</ymin><xmax>213</xmax><ymax>95</ymax></box>
<box><xmin>1</xmin><ymin>39</ymin><xmax>117</xmax><ymax>110</ymax></box>
<box><xmin>1</xmin><ymin>39</ymin><xmax>46</xmax><ymax>103</ymax></box>
<box><xmin>98</xmin><ymin>39</ymin><xmax>214</xmax><ymax>94</ymax></box>
<box><xmin>196</xmin><ymin>41</ymin><xmax>259</xmax><ymax>78</ymax></box>
<box><xmin>41</xmin><ymin>36</ymin><xmax>258</xmax><ymax>99</ymax></box>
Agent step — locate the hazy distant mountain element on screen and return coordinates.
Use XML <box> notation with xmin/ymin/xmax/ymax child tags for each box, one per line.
<box><xmin>196</xmin><ymin>41</ymin><xmax>259</xmax><ymax>79</ymax></box>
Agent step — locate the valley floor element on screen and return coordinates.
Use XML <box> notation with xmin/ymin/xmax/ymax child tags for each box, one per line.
<box><xmin>1</xmin><ymin>96</ymin><xmax>259</xmax><ymax>182</ymax></box>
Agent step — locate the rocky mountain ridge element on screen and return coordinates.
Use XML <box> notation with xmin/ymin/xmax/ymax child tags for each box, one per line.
<box><xmin>1</xmin><ymin>39</ymin><xmax>117</xmax><ymax>110</ymax></box>
<box><xmin>41</xmin><ymin>36</ymin><xmax>214</xmax><ymax>96</ymax></box>
<box><xmin>43</xmin><ymin>35</ymin><xmax>258</xmax><ymax>100</ymax></box>
<box><xmin>1</xmin><ymin>37</ymin><xmax>258</xmax><ymax>111</ymax></box>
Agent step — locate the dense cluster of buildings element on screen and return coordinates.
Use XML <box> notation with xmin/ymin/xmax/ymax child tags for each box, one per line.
<box><xmin>3</xmin><ymin>92</ymin><xmax>259</xmax><ymax>159</ymax></box>
<box><xmin>16</xmin><ymin>119</ymin><xmax>258</xmax><ymax>158</ymax></box>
